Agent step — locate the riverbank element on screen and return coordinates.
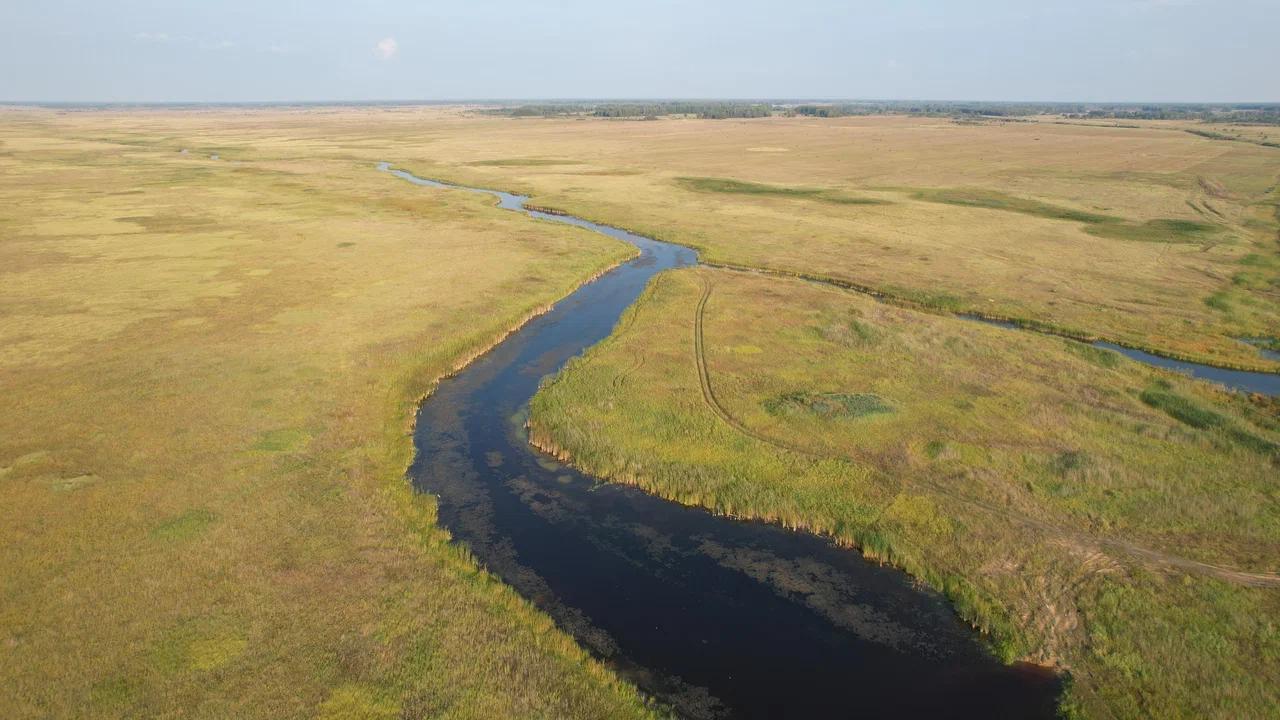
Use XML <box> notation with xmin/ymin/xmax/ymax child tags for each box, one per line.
<box><xmin>392</xmin><ymin>167</ymin><xmax>1063</xmax><ymax>717</ymax></box>
<box><xmin>530</xmin><ymin>265</ymin><xmax>1280</xmax><ymax>718</ymax></box>
<box><xmin>386</xmin><ymin>162</ymin><xmax>1276</xmax><ymax>717</ymax></box>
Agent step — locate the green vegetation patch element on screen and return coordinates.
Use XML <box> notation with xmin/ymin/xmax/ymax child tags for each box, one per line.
<box><xmin>1050</xmin><ymin>450</ymin><xmax>1089</xmax><ymax>475</ymax></box>
<box><xmin>89</xmin><ymin>677</ymin><xmax>137</xmax><ymax>708</ymax></box>
<box><xmin>1085</xmin><ymin>218</ymin><xmax>1222</xmax><ymax>244</ymax></box>
<box><xmin>679</xmin><ymin>176</ymin><xmax>822</xmax><ymax>197</ymax></box>
<box><xmin>1203</xmin><ymin>291</ymin><xmax>1232</xmax><ymax>312</ymax></box>
<box><xmin>117</xmin><ymin>213</ymin><xmax>216</xmax><ymax>233</ymax></box>
<box><xmin>1140</xmin><ymin>389</ymin><xmax>1227</xmax><ymax>429</ymax></box>
<box><xmin>882</xmin><ymin>284</ymin><xmax>967</xmax><ymax>312</ymax></box>
<box><xmin>150</xmin><ymin>508</ymin><xmax>217</xmax><ymax>542</ymax></box>
<box><xmin>911</xmin><ymin>187</ymin><xmax>1226</xmax><ymax>245</ymax></box>
<box><xmin>252</xmin><ymin>427</ymin><xmax>310</xmax><ymax>452</ymax></box>
<box><xmin>911</xmin><ymin>187</ymin><xmax>1118</xmax><ymax>224</ymax></box>
<box><xmin>1226</xmin><ymin>428</ymin><xmax>1280</xmax><ymax>456</ymax></box>
<box><xmin>187</xmin><ymin>636</ymin><xmax>249</xmax><ymax>671</ymax></box>
<box><xmin>923</xmin><ymin>440</ymin><xmax>947</xmax><ymax>459</ymax></box>
<box><xmin>1140</xmin><ymin>389</ymin><xmax>1277</xmax><ymax>455</ymax></box>
<box><xmin>149</xmin><ymin>620</ymin><xmax>246</xmax><ymax>673</ymax></box>
<box><xmin>676</xmin><ymin>176</ymin><xmax>888</xmax><ymax>205</ymax></box>
<box><xmin>820</xmin><ymin>194</ymin><xmax>890</xmax><ymax>206</ymax></box>
<box><xmin>1062</xmin><ymin>341</ymin><xmax>1121</xmax><ymax>369</ymax></box>
<box><xmin>764</xmin><ymin>391</ymin><xmax>894</xmax><ymax>420</ymax></box>
<box><xmin>318</xmin><ymin>684</ymin><xmax>400</xmax><ymax>720</ymax></box>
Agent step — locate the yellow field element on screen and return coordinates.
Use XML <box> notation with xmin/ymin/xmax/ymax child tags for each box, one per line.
<box><xmin>15</xmin><ymin>107</ymin><xmax>1274</xmax><ymax>367</ymax></box>
<box><xmin>403</xmin><ymin>113</ymin><xmax>1280</xmax><ymax>370</ymax></box>
<box><xmin>0</xmin><ymin>110</ymin><xmax>653</xmax><ymax>719</ymax></box>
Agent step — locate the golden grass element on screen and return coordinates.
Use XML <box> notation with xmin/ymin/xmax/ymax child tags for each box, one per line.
<box><xmin>16</xmin><ymin>108</ymin><xmax>1275</xmax><ymax>367</ymax></box>
<box><xmin>530</xmin><ymin>265</ymin><xmax>1280</xmax><ymax>719</ymax></box>
<box><xmin>4</xmin><ymin>105</ymin><xmax>1278</xmax><ymax>718</ymax></box>
<box><xmin>393</xmin><ymin>112</ymin><xmax>1280</xmax><ymax>371</ymax></box>
<box><xmin>0</xmin><ymin>110</ymin><xmax>656</xmax><ymax>719</ymax></box>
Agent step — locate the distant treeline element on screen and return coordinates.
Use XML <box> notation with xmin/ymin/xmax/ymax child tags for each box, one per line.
<box><xmin>594</xmin><ymin>102</ymin><xmax>771</xmax><ymax>119</ymax></box>
<box><xmin>791</xmin><ymin>102</ymin><xmax>1026</xmax><ymax>118</ymax></box>
<box><xmin>792</xmin><ymin>102</ymin><xmax>1280</xmax><ymax>123</ymax></box>
<box><xmin>1063</xmin><ymin>106</ymin><xmax>1280</xmax><ymax>124</ymax></box>
<box><xmin>487</xmin><ymin>102</ymin><xmax>772</xmax><ymax>119</ymax></box>
<box><xmin>792</xmin><ymin>104</ymin><xmax>873</xmax><ymax>117</ymax></box>
<box><xmin>483</xmin><ymin>101</ymin><xmax>1280</xmax><ymax>124</ymax></box>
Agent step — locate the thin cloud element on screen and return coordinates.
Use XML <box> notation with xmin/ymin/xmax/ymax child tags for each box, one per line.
<box><xmin>376</xmin><ymin>37</ymin><xmax>398</xmax><ymax>60</ymax></box>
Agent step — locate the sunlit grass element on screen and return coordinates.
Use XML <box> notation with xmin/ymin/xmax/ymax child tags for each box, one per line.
<box><xmin>420</xmin><ymin>113</ymin><xmax>1280</xmax><ymax>370</ymax></box>
<box><xmin>0</xmin><ymin>111</ymin><xmax>655</xmax><ymax>719</ymax></box>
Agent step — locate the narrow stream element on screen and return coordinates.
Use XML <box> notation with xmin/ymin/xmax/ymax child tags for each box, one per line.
<box><xmin>1093</xmin><ymin>342</ymin><xmax>1279</xmax><ymax>396</ymax></box>
<box><xmin>384</xmin><ymin>163</ymin><xmax>1066</xmax><ymax>718</ymax></box>
<box><xmin>967</xmin><ymin>317</ymin><xmax>1279</xmax><ymax>396</ymax></box>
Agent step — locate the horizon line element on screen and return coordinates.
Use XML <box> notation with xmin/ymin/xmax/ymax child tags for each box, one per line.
<box><xmin>4</xmin><ymin>98</ymin><xmax>1280</xmax><ymax>108</ymax></box>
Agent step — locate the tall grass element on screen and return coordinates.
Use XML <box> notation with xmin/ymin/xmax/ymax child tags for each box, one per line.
<box><xmin>0</xmin><ymin>113</ymin><xmax>657</xmax><ymax>720</ymax></box>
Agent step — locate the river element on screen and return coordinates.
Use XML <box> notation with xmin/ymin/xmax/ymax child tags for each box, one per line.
<box><xmin>384</xmin><ymin>163</ymin><xmax>1063</xmax><ymax>718</ymax></box>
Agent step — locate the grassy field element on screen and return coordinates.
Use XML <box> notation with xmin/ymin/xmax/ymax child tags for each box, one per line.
<box><xmin>22</xmin><ymin>108</ymin><xmax>1275</xmax><ymax>368</ymax></box>
<box><xmin>0</xmin><ymin>110</ymin><xmax>657</xmax><ymax>718</ymax></box>
<box><xmin>394</xmin><ymin>113</ymin><xmax>1280</xmax><ymax>371</ymax></box>
<box><xmin>529</xmin><ymin>266</ymin><xmax>1280</xmax><ymax>718</ymax></box>
<box><xmin>4</xmin><ymin>106</ymin><xmax>1278</xmax><ymax>718</ymax></box>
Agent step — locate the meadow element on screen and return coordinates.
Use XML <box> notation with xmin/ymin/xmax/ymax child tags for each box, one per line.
<box><xmin>0</xmin><ymin>110</ymin><xmax>656</xmax><ymax>719</ymax></box>
<box><xmin>3</xmin><ymin>105</ymin><xmax>1278</xmax><ymax>719</ymax></box>
<box><xmin>398</xmin><ymin>113</ymin><xmax>1280</xmax><ymax>371</ymax></box>
<box><xmin>530</xmin><ymin>266</ymin><xmax>1280</xmax><ymax>718</ymax></box>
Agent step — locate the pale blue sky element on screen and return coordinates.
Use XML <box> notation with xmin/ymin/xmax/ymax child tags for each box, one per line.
<box><xmin>2</xmin><ymin>0</ymin><xmax>1277</xmax><ymax>103</ymax></box>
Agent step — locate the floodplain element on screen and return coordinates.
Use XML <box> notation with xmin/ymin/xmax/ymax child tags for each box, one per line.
<box><xmin>2</xmin><ymin>105</ymin><xmax>1278</xmax><ymax>719</ymax></box>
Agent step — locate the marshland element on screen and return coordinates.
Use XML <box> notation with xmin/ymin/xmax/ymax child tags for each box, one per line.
<box><xmin>3</xmin><ymin>93</ymin><xmax>1278</xmax><ymax>720</ymax></box>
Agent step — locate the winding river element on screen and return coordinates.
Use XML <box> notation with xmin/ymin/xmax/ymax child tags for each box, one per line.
<box><xmin>382</xmin><ymin>162</ymin><xmax>1275</xmax><ymax>719</ymax></box>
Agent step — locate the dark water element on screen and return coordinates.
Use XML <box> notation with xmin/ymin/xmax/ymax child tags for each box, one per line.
<box><xmin>386</xmin><ymin>163</ymin><xmax>1061</xmax><ymax>719</ymax></box>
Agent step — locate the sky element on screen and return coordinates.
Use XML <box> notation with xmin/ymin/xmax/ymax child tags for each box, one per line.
<box><xmin>2</xmin><ymin>0</ymin><xmax>1277</xmax><ymax>103</ymax></box>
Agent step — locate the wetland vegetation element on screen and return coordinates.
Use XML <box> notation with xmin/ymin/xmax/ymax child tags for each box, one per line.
<box><xmin>3</xmin><ymin>104</ymin><xmax>1278</xmax><ymax>719</ymax></box>
<box><xmin>0</xmin><ymin>109</ymin><xmax>654</xmax><ymax>719</ymax></box>
<box><xmin>410</xmin><ymin>110</ymin><xmax>1280</xmax><ymax>371</ymax></box>
<box><xmin>530</xmin><ymin>267</ymin><xmax>1280</xmax><ymax>719</ymax></box>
